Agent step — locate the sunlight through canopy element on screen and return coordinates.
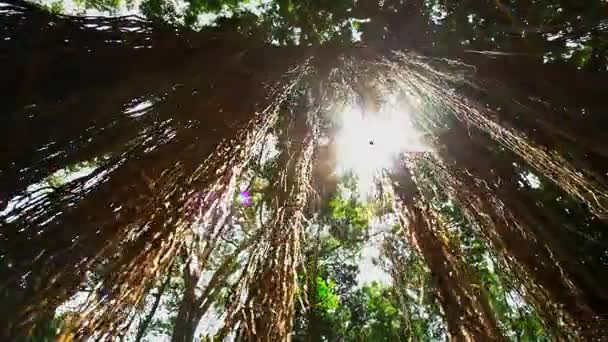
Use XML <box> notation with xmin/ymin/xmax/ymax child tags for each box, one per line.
<box><xmin>335</xmin><ymin>100</ymin><xmax>429</xmax><ymax>196</ymax></box>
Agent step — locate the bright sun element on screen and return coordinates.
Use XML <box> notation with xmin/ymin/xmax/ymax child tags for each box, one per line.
<box><xmin>335</xmin><ymin>102</ymin><xmax>428</xmax><ymax>197</ymax></box>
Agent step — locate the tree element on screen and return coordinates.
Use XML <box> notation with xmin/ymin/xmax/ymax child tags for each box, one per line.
<box><xmin>293</xmin><ymin>177</ymin><xmax>371</xmax><ymax>342</ymax></box>
<box><xmin>2</xmin><ymin>0</ymin><xmax>608</xmax><ymax>340</ymax></box>
<box><xmin>389</xmin><ymin>163</ymin><xmax>502</xmax><ymax>340</ymax></box>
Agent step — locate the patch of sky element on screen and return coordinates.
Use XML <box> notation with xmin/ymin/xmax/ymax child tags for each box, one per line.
<box><xmin>467</xmin><ymin>13</ymin><xmax>474</xmax><ymax>24</ymax></box>
<box><xmin>430</xmin><ymin>2</ymin><xmax>447</xmax><ymax>25</ymax></box>
<box><xmin>125</xmin><ymin>98</ymin><xmax>155</xmax><ymax>118</ymax></box>
<box><xmin>1</xmin><ymin>162</ymin><xmax>99</xmax><ymax>223</ymax></box>
<box><xmin>356</xmin><ymin>215</ymin><xmax>394</xmax><ymax>287</ymax></box>
<box><xmin>506</xmin><ymin>288</ymin><xmax>528</xmax><ymax>311</ymax></box>
<box><xmin>349</xmin><ymin>18</ymin><xmax>369</xmax><ymax>43</ymax></box>
<box><xmin>519</xmin><ymin>171</ymin><xmax>542</xmax><ymax>189</ymax></box>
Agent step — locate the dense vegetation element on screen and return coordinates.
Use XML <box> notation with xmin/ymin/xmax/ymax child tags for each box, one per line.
<box><xmin>1</xmin><ymin>0</ymin><xmax>607</xmax><ymax>340</ymax></box>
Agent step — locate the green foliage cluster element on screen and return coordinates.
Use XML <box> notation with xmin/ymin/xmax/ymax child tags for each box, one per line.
<box><xmin>343</xmin><ymin>282</ymin><xmax>403</xmax><ymax>341</ymax></box>
<box><xmin>33</xmin><ymin>0</ymin><xmax>608</xmax><ymax>69</ymax></box>
<box><xmin>314</xmin><ymin>276</ymin><xmax>340</xmax><ymax>313</ymax></box>
<box><xmin>328</xmin><ymin>192</ymin><xmax>369</xmax><ymax>239</ymax></box>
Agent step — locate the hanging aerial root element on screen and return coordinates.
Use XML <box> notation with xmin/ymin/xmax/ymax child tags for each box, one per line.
<box><xmin>387</xmin><ymin>158</ymin><xmax>503</xmax><ymax>341</ymax></box>
<box><xmin>416</xmin><ymin>152</ymin><xmax>607</xmax><ymax>339</ymax></box>
<box><xmin>61</xmin><ymin>71</ymin><xmax>312</xmax><ymax>340</ymax></box>
<box><xmin>219</xmin><ymin>104</ymin><xmax>316</xmax><ymax>341</ymax></box>
<box><xmin>0</xmin><ymin>50</ymin><xmax>311</xmax><ymax>339</ymax></box>
<box><xmin>368</xmin><ymin>52</ymin><xmax>608</xmax><ymax>220</ymax></box>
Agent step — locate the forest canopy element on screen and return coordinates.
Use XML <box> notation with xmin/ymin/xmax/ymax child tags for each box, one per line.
<box><xmin>1</xmin><ymin>0</ymin><xmax>608</xmax><ymax>341</ymax></box>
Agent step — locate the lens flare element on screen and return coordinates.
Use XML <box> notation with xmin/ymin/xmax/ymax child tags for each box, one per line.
<box><xmin>335</xmin><ymin>102</ymin><xmax>428</xmax><ymax>197</ymax></box>
<box><xmin>238</xmin><ymin>191</ymin><xmax>252</xmax><ymax>206</ymax></box>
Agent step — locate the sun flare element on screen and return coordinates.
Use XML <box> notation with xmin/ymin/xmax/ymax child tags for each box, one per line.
<box><xmin>335</xmin><ymin>102</ymin><xmax>429</xmax><ymax>196</ymax></box>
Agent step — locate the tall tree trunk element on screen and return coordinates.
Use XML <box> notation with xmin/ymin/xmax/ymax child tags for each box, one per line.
<box><xmin>462</xmin><ymin>53</ymin><xmax>608</xmax><ymax>161</ymax></box>
<box><xmin>171</xmin><ymin>232</ymin><xmax>258</xmax><ymax>342</ymax></box>
<box><xmin>390</xmin><ymin>163</ymin><xmax>503</xmax><ymax>341</ymax></box>
<box><xmin>0</xmin><ymin>3</ymin><xmax>311</xmax><ymax>336</ymax></box>
<box><xmin>433</xmin><ymin>125</ymin><xmax>608</xmax><ymax>338</ymax></box>
<box><xmin>172</xmin><ymin>259</ymin><xmax>203</xmax><ymax>342</ymax></box>
<box><xmin>218</xmin><ymin>102</ymin><xmax>316</xmax><ymax>341</ymax></box>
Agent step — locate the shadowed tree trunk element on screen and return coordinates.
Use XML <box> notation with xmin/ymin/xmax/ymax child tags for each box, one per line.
<box><xmin>171</xmin><ymin>258</ymin><xmax>202</xmax><ymax>342</ymax></box>
<box><xmin>462</xmin><ymin>53</ymin><xmax>608</xmax><ymax>163</ymax></box>
<box><xmin>389</xmin><ymin>162</ymin><xmax>503</xmax><ymax>341</ymax></box>
<box><xmin>171</xmin><ymin>233</ymin><xmax>257</xmax><ymax>342</ymax></box>
<box><xmin>430</xmin><ymin>124</ymin><xmax>608</xmax><ymax>338</ymax></box>
<box><xmin>0</xmin><ymin>2</ymin><xmax>310</xmax><ymax>337</ymax></box>
<box><xmin>216</xmin><ymin>100</ymin><xmax>316</xmax><ymax>341</ymax></box>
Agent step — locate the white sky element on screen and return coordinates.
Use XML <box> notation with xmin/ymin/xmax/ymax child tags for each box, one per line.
<box><xmin>356</xmin><ymin>216</ymin><xmax>393</xmax><ymax>287</ymax></box>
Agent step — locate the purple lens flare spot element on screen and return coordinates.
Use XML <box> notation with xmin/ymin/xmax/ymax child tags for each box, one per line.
<box><xmin>238</xmin><ymin>191</ymin><xmax>252</xmax><ymax>206</ymax></box>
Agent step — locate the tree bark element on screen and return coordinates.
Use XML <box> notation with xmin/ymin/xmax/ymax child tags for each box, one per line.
<box><xmin>390</xmin><ymin>163</ymin><xmax>503</xmax><ymax>341</ymax></box>
<box><xmin>171</xmin><ymin>259</ymin><xmax>202</xmax><ymax>342</ymax></box>
<box><xmin>0</xmin><ymin>3</ymin><xmax>314</xmax><ymax>335</ymax></box>
<box><xmin>434</xmin><ymin>125</ymin><xmax>608</xmax><ymax>338</ymax></box>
